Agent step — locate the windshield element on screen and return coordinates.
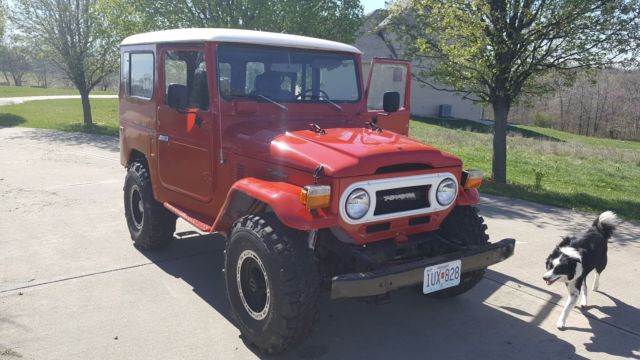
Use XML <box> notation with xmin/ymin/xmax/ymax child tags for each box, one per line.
<box><xmin>217</xmin><ymin>45</ymin><xmax>360</xmax><ymax>103</ymax></box>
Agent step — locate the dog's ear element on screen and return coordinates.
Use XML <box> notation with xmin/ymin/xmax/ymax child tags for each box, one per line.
<box><xmin>558</xmin><ymin>236</ymin><xmax>571</xmax><ymax>247</ymax></box>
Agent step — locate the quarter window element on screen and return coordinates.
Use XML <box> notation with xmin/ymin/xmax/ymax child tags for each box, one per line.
<box><xmin>121</xmin><ymin>52</ymin><xmax>130</xmax><ymax>96</ymax></box>
<box><xmin>129</xmin><ymin>53</ymin><xmax>154</xmax><ymax>99</ymax></box>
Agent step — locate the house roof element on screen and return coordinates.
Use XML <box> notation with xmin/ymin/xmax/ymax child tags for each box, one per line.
<box><xmin>121</xmin><ymin>28</ymin><xmax>362</xmax><ymax>54</ymax></box>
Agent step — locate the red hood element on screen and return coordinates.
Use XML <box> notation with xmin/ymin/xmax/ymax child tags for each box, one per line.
<box><xmin>228</xmin><ymin>126</ymin><xmax>462</xmax><ymax>177</ymax></box>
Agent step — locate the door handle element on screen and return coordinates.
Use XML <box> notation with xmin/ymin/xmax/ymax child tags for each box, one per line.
<box><xmin>158</xmin><ymin>135</ymin><xmax>169</xmax><ymax>142</ymax></box>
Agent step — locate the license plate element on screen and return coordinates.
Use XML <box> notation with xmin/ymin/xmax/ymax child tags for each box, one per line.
<box><xmin>423</xmin><ymin>260</ymin><xmax>461</xmax><ymax>294</ymax></box>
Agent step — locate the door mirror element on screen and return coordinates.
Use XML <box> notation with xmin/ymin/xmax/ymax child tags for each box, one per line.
<box><xmin>167</xmin><ymin>83</ymin><xmax>188</xmax><ymax>110</ymax></box>
<box><xmin>383</xmin><ymin>91</ymin><xmax>400</xmax><ymax>113</ymax></box>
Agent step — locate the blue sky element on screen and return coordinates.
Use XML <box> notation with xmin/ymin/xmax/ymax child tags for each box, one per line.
<box><xmin>361</xmin><ymin>0</ymin><xmax>387</xmax><ymax>14</ymax></box>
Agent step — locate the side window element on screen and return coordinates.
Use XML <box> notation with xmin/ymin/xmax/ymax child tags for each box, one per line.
<box><xmin>367</xmin><ymin>63</ymin><xmax>407</xmax><ymax>110</ymax></box>
<box><xmin>121</xmin><ymin>52</ymin><xmax>130</xmax><ymax>96</ymax></box>
<box><xmin>245</xmin><ymin>62</ymin><xmax>265</xmax><ymax>94</ymax></box>
<box><xmin>219</xmin><ymin>63</ymin><xmax>231</xmax><ymax>97</ymax></box>
<box><xmin>130</xmin><ymin>53</ymin><xmax>154</xmax><ymax>99</ymax></box>
<box><xmin>164</xmin><ymin>50</ymin><xmax>209</xmax><ymax>110</ymax></box>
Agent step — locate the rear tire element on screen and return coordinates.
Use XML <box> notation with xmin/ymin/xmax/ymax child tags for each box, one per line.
<box><xmin>123</xmin><ymin>161</ymin><xmax>176</xmax><ymax>250</ymax></box>
<box><xmin>224</xmin><ymin>214</ymin><xmax>320</xmax><ymax>354</ymax></box>
<box><xmin>430</xmin><ymin>206</ymin><xmax>489</xmax><ymax>298</ymax></box>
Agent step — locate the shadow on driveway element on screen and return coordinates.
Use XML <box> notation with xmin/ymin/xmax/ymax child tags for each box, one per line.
<box><xmin>140</xmin><ymin>232</ymin><xmax>593</xmax><ymax>360</ymax></box>
<box><xmin>579</xmin><ymin>291</ymin><xmax>640</xmax><ymax>359</ymax></box>
<box><xmin>4</xmin><ymin>127</ymin><xmax>119</xmax><ymax>152</ymax></box>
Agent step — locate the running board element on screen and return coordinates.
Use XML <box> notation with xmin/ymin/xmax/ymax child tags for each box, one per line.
<box><xmin>163</xmin><ymin>202</ymin><xmax>214</xmax><ymax>232</ymax></box>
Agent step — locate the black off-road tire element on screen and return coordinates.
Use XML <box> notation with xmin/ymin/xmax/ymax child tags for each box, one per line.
<box><xmin>224</xmin><ymin>214</ymin><xmax>320</xmax><ymax>355</ymax></box>
<box><xmin>430</xmin><ymin>206</ymin><xmax>489</xmax><ymax>298</ymax></box>
<box><xmin>123</xmin><ymin>161</ymin><xmax>176</xmax><ymax>250</ymax></box>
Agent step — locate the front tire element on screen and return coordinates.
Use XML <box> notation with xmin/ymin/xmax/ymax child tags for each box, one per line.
<box><xmin>430</xmin><ymin>206</ymin><xmax>489</xmax><ymax>298</ymax></box>
<box><xmin>123</xmin><ymin>161</ymin><xmax>176</xmax><ymax>250</ymax></box>
<box><xmin>224</xmin><ymin>214</ymin><xmax>320</xmax><ymax>354</ymax></box>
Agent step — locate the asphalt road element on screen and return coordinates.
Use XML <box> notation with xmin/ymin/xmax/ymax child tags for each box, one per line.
<box><xmin>1</xmin><ymin>127</ymin><xmax>638</xmax><ymax>360</ymax></box>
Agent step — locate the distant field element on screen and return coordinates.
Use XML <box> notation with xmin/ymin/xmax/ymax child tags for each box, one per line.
<box><xmin>410</xmin><ymin>119</ymin><xmax>640</xmax><ymax>220</ymax></box>
<box><xmin>0</xmin><ymin>98</ymin><xmax>119</xmax><ymax>136</ymax></box>
<box><xmin>0</xmin><ymin>85</ymin><xmax>116</xmax><ymax>97</ymax></box>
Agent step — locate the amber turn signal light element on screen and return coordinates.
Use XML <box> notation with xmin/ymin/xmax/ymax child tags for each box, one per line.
<box><xmin>300</xmin><ymin>185</ymin><xmax>331</xmax><ymax>209</ymax></box>
<box><xmin>462</xmin><ymin>170</ymin><xmax>484</xmax><ymax>189</ymax></box>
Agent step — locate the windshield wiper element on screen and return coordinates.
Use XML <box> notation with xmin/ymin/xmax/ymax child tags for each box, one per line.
<box><xmin>319</xmin><ymin>97</ymin><xmax>343</xmax><ymax>112</ymax></box>
<box><xmin>320</xmin><ymin>97</ymin><xmax>344</xmax><ymax>111</ymax></box>
<box><xmin>255</xmin><ymin>94</ymin><xmax>289</xmax><ymax>111</ymax></box>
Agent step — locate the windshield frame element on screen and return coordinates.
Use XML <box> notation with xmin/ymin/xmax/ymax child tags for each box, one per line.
<box><xmin>215</xmin><ymin>43</ymin><xmax>362</xmax><ymax>104</ymax></box>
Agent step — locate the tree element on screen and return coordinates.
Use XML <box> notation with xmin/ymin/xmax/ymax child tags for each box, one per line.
<box><xmin>0</xmin><ymin>1</ymin><xmax>5</xmax><ymax>39</ymax></box>
<box><xmin>0</xmin><ymin>42</ymin><xmax>31</xmax><ymax>86</ymax></box>
<box><xmin>390</xmin><ymin>0</ymin><xmax>640</xmax><ymax>183</ymax></box>
<box><xmin>127</xmin><ymin>0</ymin><xmax>364</xmax><ymax>43</ymax></box>
<box><xmin>11</xmin><ymin>0</ymin><xmax>119</xmax><ymax>126</ymax></box>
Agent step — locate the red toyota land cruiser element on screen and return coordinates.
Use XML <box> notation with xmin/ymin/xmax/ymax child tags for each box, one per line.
<box><xmin>119</xmin><ymin>28</ymin><xmax>514</xmax><ymax>354</ymax></box>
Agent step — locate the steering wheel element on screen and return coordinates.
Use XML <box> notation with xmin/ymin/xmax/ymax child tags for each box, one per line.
<box><xmin>296</xmin><ymin>88</ymin><xmax>329</xmax><ymax>100</ymax></box>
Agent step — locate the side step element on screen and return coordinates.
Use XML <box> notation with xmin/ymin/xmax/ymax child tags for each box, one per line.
<box><xmin>164</xmin><ymin>202</ymin><xmax>214</xmax><ymax>232</ymax></box>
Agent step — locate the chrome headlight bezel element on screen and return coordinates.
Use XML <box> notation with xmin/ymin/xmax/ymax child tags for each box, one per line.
<box><xmin>345</xmin><ymin>188</ymin><xmax>370</xmax><ymax>220</ymax></box>
<box><xmin>436</xmin><ymin>178</ymin><xmax>458</xmax><ymax>206</ymax></box>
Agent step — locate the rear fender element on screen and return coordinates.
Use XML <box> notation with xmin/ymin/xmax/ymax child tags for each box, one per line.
<box><xmin>212</xmin><ymin>178</ymin><xmax>338</xmax><ymax>234</ymax></box>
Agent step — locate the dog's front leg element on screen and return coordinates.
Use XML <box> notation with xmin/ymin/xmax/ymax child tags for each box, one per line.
<box><xmin>557</xmin><ymin>285</ymin><xmax>579</xmax><ymax>329</ymax></box>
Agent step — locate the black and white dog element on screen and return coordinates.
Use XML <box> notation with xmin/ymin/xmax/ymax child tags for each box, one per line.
<box><xmin>543</xmin><ymin>211</ymin><xmax>619</xmax><ymax>329</ymax></box>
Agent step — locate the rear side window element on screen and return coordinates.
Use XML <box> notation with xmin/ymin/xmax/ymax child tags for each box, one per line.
<box><xmin>130</xmin><ymin>53</ymin><xmax>154</xmax><ymax>99</ymax></box>
<box><xmin>121</xmin><ymin>52</ymin><xmax>130</xmax><ymax>95</ymax></box>
<box><xmin>122</xmin><ymin>52</ymin><xmax>154</xmax><ymax>99</ymax></box>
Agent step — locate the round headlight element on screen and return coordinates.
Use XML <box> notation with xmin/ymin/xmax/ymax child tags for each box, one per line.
<box><xmin>345</xmin><ymin>188</ymin><xmax>370</xmax><ymax>220</ymax></box>
<box><xmin>436</xmin><ymin>178</ymin><xmax>457</xmax><ymax>206</ymax></box>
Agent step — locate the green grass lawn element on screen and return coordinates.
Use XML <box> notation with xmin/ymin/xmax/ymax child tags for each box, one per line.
<box><xmin>0</xmin><ymin>98</ymin><xmax>119</xmax><ymax>136</ymax></box>
<box><xmin>516</xmin><ymin>125</ymin><xmax>640</xmax><ymax>152</ymax></box>
<box><xmin>411</xmin><ymin>120</ymin><xmax>640</xmax><ymax>220</ymax></box>
<box><xmin>0</xmin><ymin>85</ymin><xmax>116</xmax><ymax>97</ymax></box>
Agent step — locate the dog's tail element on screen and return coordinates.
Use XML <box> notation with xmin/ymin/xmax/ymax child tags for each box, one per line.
<box><xmin>593</xmin><ymin>211</ymin><xmax>620</xmax><ymax>239</ymax></box>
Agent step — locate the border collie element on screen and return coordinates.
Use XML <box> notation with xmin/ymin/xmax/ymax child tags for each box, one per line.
<box><xmin>543</xmin><ymin>211</ymin><xmax>619</xmax><ymax>329</ymax></box>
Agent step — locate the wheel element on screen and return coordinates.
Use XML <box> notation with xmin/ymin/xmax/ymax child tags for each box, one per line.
<box><xmin>430</xmin><ymin>206</ymin><xmax>489</xmax><ymax>298</ymax></box>
<box><xmin>123</xmin><ymin>161</ymin><xmax>176</xmax><ymax>249</ymax></box>
<box><xmin>224</xmin><ymin>214</ymin><xmax>320</xmax><ymax>354</ymax></box>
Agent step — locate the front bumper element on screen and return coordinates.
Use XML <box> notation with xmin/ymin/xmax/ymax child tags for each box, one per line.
<box><xmin>330</xmin><ymin>238</ymin><xmax>515</xmax><ymax>299</ymax></box>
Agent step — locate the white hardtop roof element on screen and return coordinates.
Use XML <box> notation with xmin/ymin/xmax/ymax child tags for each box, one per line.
<box><xmin>121</xmin><ymin>28</ymin><xmax>361</xmax><ymax>54</ymax></box>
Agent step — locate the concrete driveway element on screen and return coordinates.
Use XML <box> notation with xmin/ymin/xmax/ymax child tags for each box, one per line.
<box><xmin>0</xmin><ymin>95</ymin><xmax>118</xmax><ymax>106</ymax></box>
<box><xmin>1</xmin><ymin>127</ymin><xmax>638</xmax><ymax>360</ymax></box>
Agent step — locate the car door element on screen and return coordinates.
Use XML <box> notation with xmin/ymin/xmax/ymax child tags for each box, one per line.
<box><xmin>365</xmin><ymin>58</ymin><xmax>412</xmax><ymax>135</ymax></box>
<box><xmin>157</xmin><ymin>46</ymin><xmax>214</xmax><ymax>202</ymax></box>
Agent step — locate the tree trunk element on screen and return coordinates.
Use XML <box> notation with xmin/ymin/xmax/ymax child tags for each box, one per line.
<box><xmin>492</xmin><ymin>98</ymin><xmax>510</xmax><ymax>184</ymax></box>
<box><xmin>12</xmin><ymin>74</ymin><xmax>22</xmax><ymax>87</ymax></box>
<box><xmin>79</xmin><ymin>89</ymin><xmax>93</xmax><ymax>126</ymax></box>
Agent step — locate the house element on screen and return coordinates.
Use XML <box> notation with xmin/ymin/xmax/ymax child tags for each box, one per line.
<box><xmin>354</xmin><ymin>10</ymin><xmax>482</xmax><ymax>120</ymax></box>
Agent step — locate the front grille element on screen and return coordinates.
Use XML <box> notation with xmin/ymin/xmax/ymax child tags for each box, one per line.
<box><xmin>373</xmin><ymin>185</ymin><xmax>430</xmax><ymax>216</ymax></box>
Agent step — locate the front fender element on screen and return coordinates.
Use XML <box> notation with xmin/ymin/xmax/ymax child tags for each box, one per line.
<box><xmin>212</xmin><ymin>178</ymin><xmax>338</xmax><ymax>233</ymax></box>
<box><xmin>456</xmin><ymin>188</ymin><xmax>480</xmax><ymax>206</ymax></box>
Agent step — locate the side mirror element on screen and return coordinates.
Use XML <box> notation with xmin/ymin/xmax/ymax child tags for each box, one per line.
<box><xmin>167</xmin><ymin>83</ymin><xmax>188</xmax><ymax>110</ymax></box>
<box><xmin>383</xmin><ymin>91</ymin><xmax>400</xmax><ymax>113</ymax></box>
